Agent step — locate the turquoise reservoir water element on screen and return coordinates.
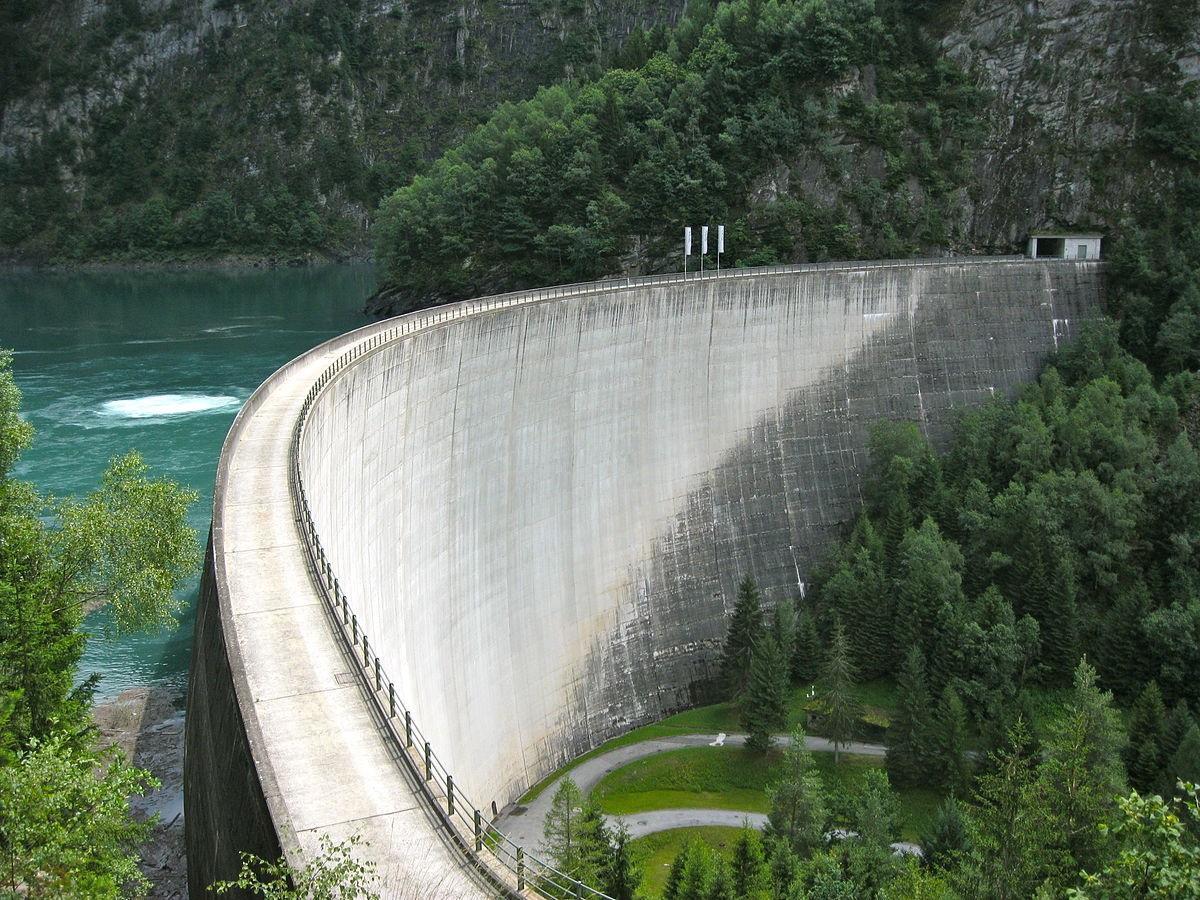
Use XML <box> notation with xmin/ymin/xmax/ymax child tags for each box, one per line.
<box><xmin>0</xmin><ymin>264</ymin><xmax>373</xmax><ymax>699</ymax></box>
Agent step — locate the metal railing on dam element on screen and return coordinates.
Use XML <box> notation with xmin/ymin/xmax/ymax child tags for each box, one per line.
<box><xmin>282</xmin><ymin>255</ymin><xmax>1093</xmax><ymax>898</ymax></box>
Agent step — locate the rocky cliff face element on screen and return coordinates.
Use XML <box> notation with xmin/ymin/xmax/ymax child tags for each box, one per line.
<box><xmin>942</xmin><ymin>0</ymin><xmax>1199</xmax><ymax>246</ymax></box>
<box><xmin>2</xmin><ymin>0</ymin><xmax>1197</xmax><ymax>264</ymax></box>
<box><xmin>0</xmin><ymin>0</ymin><xmax>684</xmax><ymax>259</ymax></box>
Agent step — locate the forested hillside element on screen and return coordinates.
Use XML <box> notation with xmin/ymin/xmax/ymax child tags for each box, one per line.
<box><xmin>367</xmin><ymin>0</ymin><xmax>1200</xmax><ymax>313</ymax></box>
<box><xmin>3</xmin><ymin>0</ymin><xmax>1197</xmax><ymax>281</ymax></box>
<box><xmin>0</xmin><ymin>0</ymin><xmax>683</xmax><ymax>262</ymax></box>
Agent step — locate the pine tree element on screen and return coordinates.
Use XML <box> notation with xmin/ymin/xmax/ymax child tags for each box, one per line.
<box><xmin>662</xmin><ymin>843</ymin><xmax>689</xmax><ymax>900</ymax></box>
<box><xmin>920</xmin><ymin>795</ymin><xmax>969</xmax><ymax>871</ymax></box>
<box><xmin>729</xmin><ymin>828</ymin><xmax>769</xmax><ymax>898</ymax></box>
<box><xmin>853</xmin><ymin>768</ymin><xmax>900</xmax><ymax>849</ymax></box>
<box><xmin>720</xmin><ymin>575</ymin><xmax>765</xmax><ymax>700</ymax></box>
<box><xmin>1125</xmin><ymin>680</ymin><xmax>1168</xmax><ymax>792</ymax></box>
<box><xmin>820</xmin><ymin>621</ymin><xmax>860</xmax><ymax>764</ymax></box>
<box><xmin>952</xmin><ymin>720</ymin><xmax>1056</xmax><ymax>900</ymax></box>
<box><xmin>772</xmin><ymin>598</ymin><xmax>796</xmax><ymax>667</ymax></box>
<box><xmin>1169</xmin><ymin>723</ymin><xmax>1200</xmax><ymax>791</ymax></box>
<box><xmin>892</xmin><ymin>518</ymin><xmax>965</xmax><ymax>666</ymax></box>
<box><xmin>1039</xmin><ymin>658</ymin><xmax>1128</xmax><ymax>881</ymax></box>
<box><xmin>845</xmin><ymin>545</ymin><xmax>892</xmax><ymax>679</ymax></box>
<box><xmin>575</xmin><ymin>798</ymin><xmax>612</xmax><ymax>889</ymax></box>
<box><xmin>791</xmin><ymin>606</ymin><xmax>821</xmax><ymax>685</ymax></box>
<box><xmin>887</xmin><ymin>645</ymin><xmax>933</xmax><ymax>786</ymax></box>
<box><xmin>542</xmin><ymin>778</ymin><xmax>584</xmax><ymax>882</ymax></box>
<box><xmin>1099</xmin><ymin>583</ymin><xmax>1152</xmax><ymax>700</ymax></box>
<box><xmin>1021</xmin><ymin>544</ymin><xmax>1079</xmax><ymax>685</ymax></box>
<box><xmin>705</xmin><ymin>858</ymin><xmax>734</xmax><ymax>900</ymax></box>
<box><xmin>742</xmin><ymin>632</ymin><xmax>788</xmax><ymax>753</ymax></box>
<box><xmin>675</xmin><ymin>842</ymin><xmax>715</xmax><ymax>900</ymax></box>
<box><xmin>1163</xmin><ymin>700</ymin><xmax>1195</xmax><ymax>772</ymax></box>
<box><xmin>603</xmin><ymin>823</ymin><xmax>638</xmax><ymax>900</ymax></box>
<box><xmin>931</xmin><ymin>685</ymin><xmax>970</xmax><ymax>794</ymax></box>
<box><xmin>766</xmin><ymin>726</ymin><xmax>827</xmax><ymax>856</ymax></box>
<box><xmin>768</xmin><ymin>842</ymin><xmax>798</xmax><ymax>897</ymax></box>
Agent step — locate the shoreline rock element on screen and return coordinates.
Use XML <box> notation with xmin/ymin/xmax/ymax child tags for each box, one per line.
<box><xmin>93</xmin><ymin>686</ymin><xmax>188</xmax><ymax>900</ymax></box>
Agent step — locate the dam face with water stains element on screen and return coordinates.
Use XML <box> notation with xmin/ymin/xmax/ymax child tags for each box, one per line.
<box><xmin>186</xmin><ymin>259</ymin><xmax>1102</xmax><ymax>895</ymax></box>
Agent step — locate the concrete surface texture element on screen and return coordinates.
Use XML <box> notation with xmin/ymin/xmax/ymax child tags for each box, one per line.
<box><xmin>185</xmin><ymin>318</ymin><xmax>487</xmax><ymax>897</ymax></box>
<box><xmin>297</xmin><ymin>259</ymin><xmax>1102</xmax><ymax>827</ymax></box>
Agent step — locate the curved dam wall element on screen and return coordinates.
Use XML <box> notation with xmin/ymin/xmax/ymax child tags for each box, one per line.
<box><xmin>297</xmin><ymin>259</ymin><xmax>1102</xmax><ymax>816</ymax></box>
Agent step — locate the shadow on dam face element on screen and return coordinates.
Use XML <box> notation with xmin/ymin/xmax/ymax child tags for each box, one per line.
<box><xmin>294</xmin><ymin>259</ymin><xmax>1102</xmax><ymax>816</ymax></box>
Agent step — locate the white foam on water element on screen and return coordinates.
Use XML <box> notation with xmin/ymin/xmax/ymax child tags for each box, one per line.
<box><xmin>100</xmin><ymin>393</ymin><xmax>241</xmax><ymax>419</ymax></box>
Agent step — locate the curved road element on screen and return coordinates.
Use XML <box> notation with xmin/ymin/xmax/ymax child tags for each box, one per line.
<box><xmin>496</xmin><ymin>732</ymin><xmax>888</xmax><ymax>852</ymax></box>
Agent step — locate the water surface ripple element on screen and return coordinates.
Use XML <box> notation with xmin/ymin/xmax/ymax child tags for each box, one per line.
<box><xmin>0</xmin><ymin>264</ymin><xmax>373</xmax><ymax>698</ymax></box>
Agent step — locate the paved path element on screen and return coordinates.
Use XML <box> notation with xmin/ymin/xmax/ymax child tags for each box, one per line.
<box><xmin>610</xmin><ymin>810</ymin><xmax>921</xmax><ymax>857</ymax></box>
<box><xmin>496</xmin><ymin>732</ymin><xmax>887</xmax><ymax>852</ymax></box>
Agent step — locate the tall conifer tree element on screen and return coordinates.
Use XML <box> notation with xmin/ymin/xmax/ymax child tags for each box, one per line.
<box><xmin>720</xmin><ymin>575</ymin><xmax>765</xmax><ymax>700</ymax></box>
<box><xmin>887</xmin><ymin>645</ymin><xmax>933</xmax><ymax>785</ymax></box>
<box><xmin>1126</xmin><ymin>680</ymin><xmax>1168</xmax><ymax>792</ymax></box>
<box><xmin>820</xmin><ymin>621</ymin><xmax>860</xmax><ymax>764</ymax></box>
<box><xmin>742</xmin><ymin>632</ymin><xmax>788</xmax><ymax>753</ymax></box>
<box><xmin>792</xmin><ymin>607</ymin><xmax>821</xmax><ymax>685</ymax></box>
<box><xmin>931</xmin><ymin>685</ymin><xmax>970</xmax><ymax>794</ymax></box>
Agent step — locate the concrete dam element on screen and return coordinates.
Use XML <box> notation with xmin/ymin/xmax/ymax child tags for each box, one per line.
<box><xmin>185</xmin><ymin>258</ymin><xmax>1102</xmax><ymax>896</ymax></box>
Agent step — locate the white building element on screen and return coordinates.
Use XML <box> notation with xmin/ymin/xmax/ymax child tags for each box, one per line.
<box><xmin>1027</xmin><ymin>232</ymin><xmax>1103</xmax><ymax>260</ymax></box>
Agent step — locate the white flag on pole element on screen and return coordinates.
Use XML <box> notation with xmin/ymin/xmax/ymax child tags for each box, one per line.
<box><xmin>718</xmin><ymin>224</ymin><xmax>725</xmax><ymax>254</ymax></box>
<box><xmin>701</xmin><ymin>225</ymin><xmax>709</xmax><ymax>255</ymax></box>
<box><xmin>684</xmin><ymin>226</ymin><xmax>692</xmax><ymax>257</ymax></box>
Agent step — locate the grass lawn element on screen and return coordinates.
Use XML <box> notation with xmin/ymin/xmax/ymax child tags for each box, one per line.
<box><xmin>591</xmin><ymin>746</ymin><xmax>942</xmax><ymax>841</ymax></box>
<box><xmin>628</xmin><ymin>826</ymin><xmax>745</xmax><ymax>898</ymax></box>
<box><xmin>519</xmin><ymin>679</ymin><xmax>900</xmax><ymax>804</ymax></box>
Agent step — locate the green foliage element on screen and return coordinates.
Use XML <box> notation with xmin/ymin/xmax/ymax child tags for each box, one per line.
<box><xmin>767</xmin><ymin>727</ymin><xmax>828</xmax><ymax>856</ymax></box>
<box><xmin>920</xmin><ymin>796</ymin><xmax>969</xmax><ymax>871</ymax></box>
<box><xmin>1039</xmin><ymin>659</ymin><xmax>1129</xmax><ymax>886</ymax></box>
<box><xmin>210</xmin><ymin>833</ymin><xmax>379</xmax><ymax>899</ymax></box>
<box><xmin>543</xmin><ymin>777</ymin><xmax>586</xmax><ymax>878</ymax></box>
<box><xmin>954</xmin><ymin>720</ymin><xmax>1057</xmax><ymax>900</ymax></box>
<box><xmin>791</xmin><ymin>606</ymin><xmax>822</xmax><ymax>685</ymax></box>
<box><xmin>887</xmin><ymin>646</ymin><xmax>932</xmax><ymax>786</ymax></box>
<box><xmin>0</xmin><ymin>355</ymin><xmax>199</xmax><ymax>749</ymax></box>
<box><xmin>0</xmin><ymin>352</ymin><xmax>32</xmax><ymax>479</ymax></box>
<box><xmin>373</xmin><ymin>0</ymin><xmax>986</xmax><ymax>311</ymax></box>
<box><xmin>1070</xmin><ymin>784</ymin><xmax>1200</xmax><ymax>899</ymax></box>
<box><xmin>729</xmin><ymin>828</ymin><xmax>771</xmax><ymax>898</ymax></box>
<box><xmin>0</xmin><ymin>732</ymin><xmax>157</xmax><ymax>899</ymax></box>
<box><xmin>930</xmin><ymin>685</ymin><xmax>970</xmax><ymax>795</ymax></box>
<box><xmin>0</xmin><ymin>352</ymin><xmax>201</xmax><ymax>898</ymax></box>
<box><xmin>819</xmin><ymin>621</ymin><xmax>860</xmax><ymax>764</ymax></box>
<box><xmin>604</xmin><ymin>823</ymin><xmax>639</xmax><ymax>900</ymax></box>
<box><xmin>721</xmin><ymin>575</ymin><xmax>766</xmax><ymax>700</ymax></box>
<box><xmin>1127</xmin><ymin>682</ymin><xmax>1169</xmax><ymax>794</ymax></box>
<box><xmin>742</xmin><ymin>632</ymin><xmax>789</xmax><ymax>753</ymax></box>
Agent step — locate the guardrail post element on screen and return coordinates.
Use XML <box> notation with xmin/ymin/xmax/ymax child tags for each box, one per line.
<box><xmin>388</xmin><ymin>682</ymin><xmax>395</xmax><ymax>717</ymax></box>
<box><xmin>405</xmin><ymin>710</ymin><xmax>412</xmax><ymax>746</ymax></box>
<box><xmin>424</xmin><ymin>742</ymin><xmax>431</xmax><ymax>781</ymax></box>
<box><xmin>516</xmin><ymin>847</ymin><xmax>524</xmax><ymax>889</ymax></box>
<box><xmin>362</xmin><ymin>635</ymin><xmax>369</xmax><ymax>667</ymax></box>
<box><xmin>351</xmin><ymin>615</ymin><xmax>358</xmax><ymax>646</ymax></box>
<box><xmin>475</xmin><ymin>810</ymin><xmax>483</xmax><ymax>853</ymax></box>
<box><xmin>341</xmin><ymin>596</ymin><xmax>348</xmax><ymax>625</ymax></box>
<box><xmin>446</xmin><ymin>776</ymin><xmax>454</xmax><ymax>817</ymax></box>
<box><xmin>374</xmin><ymin>656</ymin><xmax>382</xmax><ymax>691</ymax></box>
